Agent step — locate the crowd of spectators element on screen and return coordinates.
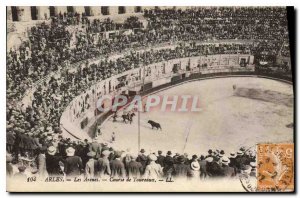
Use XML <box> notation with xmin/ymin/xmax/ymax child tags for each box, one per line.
<box><xmin>7</xmin><ymin>7</ymin><xmax>290</xmax><ymax>181</ymax></box>
<box><xmin>7</xmin><ymin>7</ymin><xmax>290</xmax><ymax>101</ymax></box>
<box><xmin>7</xmin><ymin>136</ymin><xmax>256</xmax><ymax>181</ymax></box>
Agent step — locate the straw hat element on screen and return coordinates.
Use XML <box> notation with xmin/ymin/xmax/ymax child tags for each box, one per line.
<box><xmin>114</xmin><ymin>151</ymin><xmax>123</xmax><ymax>158</ymax></box>
<box><xmin>221</xmin><ymin>157</ymin><xmax>230</xmax><ymax>165</ymax></box>
<box><xmin>191</xmin><ymin>161</ymin><xmax>200</xmax><ymax>171</ymax></box>
<box><xmin>131</xmin><ymin>154</ymin><xmax>138</xmax><ymax>160</ymax></box>
<box><xmin>47</xmin><ymin>146</ymin><xmax>56</xmax><ymax>155</ymax></box>
<box><xmin>87</xmin><ymin>151</ymin><xmax>96</xmax><ymax>157</ymax></box>
<box><xmin>250</xmin><ymin>162</ymin><xmax>256</xmax><ymax>167</ymax></box>
<box><xmin>230</xmin><ymin>152</ymin><xmax>237</xmax><ymax>158</ymax></box>
<box><xmin>206</xmin><ymin>157</ymin><xmax>214</xmax><ymax>163</ymax></box>
<box><xmin>66</xmin><ymin>147</ymin><xmax>75</xmax><ymax>157</ymax></box>
<box><xmin>102</xmin><ymin>150</ymin><xmax>111</xmax><ymax>156</ymax></box>
<box><xmin>148</xmin><ymin>154</ymin><xmax>157</xmax><ymax>161</ymax></box>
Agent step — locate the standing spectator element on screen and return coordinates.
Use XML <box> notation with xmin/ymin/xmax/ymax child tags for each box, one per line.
<box><xmin>85</xmin><ymin>151</ymin><xmax>96</xmax><ymax>179</ymax></box>
<box><xmin>6</xmin><ymin>130</ymin><xmax>15</xmax><ymax>153</ymax></box>
<box><xmin>235</xmin><ymin>150</ymin><xmax>249</xmax><ymax>172</ymax></box>
<box><xmin>229</xmin><ymin>152</ymin><xmax>238</xmax><ymax>174</ymax></box>
<box><xmin>64</xmin><ymin>147</ymin><xmax>83</xmax><ymax>178</ymax></box>
<box><xmin>173</xmin><ymin>155</ymin><xmax>192</xmax><ymax>179</ymax></box>
<box><xmin>206</xmin><ymin>157</ymin><xmax>222</xmax><ymax>178</ymax></box>
<box><xmin>190</xmin><ymin>155</ymin><xmax>200</xmax><ymax>180</ymax></box>
<box><xmin>221</xmin><ymin>157</ymin><xmax>235</xmax><ymax>177</ymax></box>
<box><xmin>127</xmin><ymin>155</ymin><xmax>143</xmax><ymax>179</ymax></box>
<box><xmin>156</xmin><ymin>150</ymin><xmax>165</xmax><ymax>168</ymax></box>
<box><xmin>110</xmin><ymin>151</ymin><xmax>126</xmax><ymax>179</ymax></box>
<box><xmin>80</xmin><ymin>140</ymin><xmax>90</xmax><ymax>169</ymax></box>
<box><xmin>14</xmin><ymin>166</ymin><xmax>27</xmax><ymax>181</ymax></box>
<box><xmin>89</xmin><ymin>138</ymin><xmax>102</xmax><ymax>159</ymax></box>
<box><xmin>163</xmin><ymin>151</ymin><xmax>175</xmax><ymax>181</ymax></box>
<box><xmin>199</xmin><ymin>155</ymin><xmax>208</xmax><ymax>179</ymax></box>
<box><xmin>37</xmin><ymin>147</ymin><xmax>48</xmax><ymax>179</ymax></box>
<box><xmin>143</xmin><ymin>154</ymin><xmax>163</xmax><ymax>180</ymax></box>
<box><xmin>205</xmin><ymin>149</ymin><xmax>213</xmax><ymax>159</ymax></box>
<box><xmin>45</xmin><ymin>146</ymin><xmax>64</xmax><ymax>176</ymax></box>
<box><xmin>136</xmin><ymin>149</ymin><xmax>148</xmax><ymax>173</ymax></box>
<box><xmin>123</xmin><ymin>150</ymin><xmax>132</xmax><ymax>175</ymax></box>
<box><xmin>249</xmin><ymin>162</ymin><xmax>256</xmax><ymax>177</ymax></box>
<box><xmin>97</xmin><ymin>150</ymin><xmax>111</xmax><ymax>178</ymax></box>
<box><xmin>6</xmin><ymin>154</ymin><xmax>14</xmax><ymax>178</ymax></box>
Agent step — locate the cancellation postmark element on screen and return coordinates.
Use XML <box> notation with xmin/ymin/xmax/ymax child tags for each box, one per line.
<box><xmin>257</xmin><ymin>143</ymin><xmax>294</xmax><ymax>192</ymax></box>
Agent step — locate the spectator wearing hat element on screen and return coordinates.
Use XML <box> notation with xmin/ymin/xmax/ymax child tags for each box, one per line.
<box><xmin>235</xmin><ymin>150</ymin><xmax>249</xmax><ymax>173</ymax></box>
<box><xmin>110</xmin><ymin>151</ymin><xmax>126</xmax><ymax>179</ymax></box>
<box><xmin>123</xmin><ymin>149</ymin><xmax>132</xmax><ymax>175</ymax></box>
<box><xmin>108</xmin><ymin>147</ymin><xmax>115</xmax><ymax>161</ymax></box>
<box><xmin>206</xmin><ymin>157</ymin><xmax>222</xmax><ymax>178</ymax></box>
<box><xmin>219</xmin><ymin>150</ymin><xmax>225</xmax><ymax>158</ymax></box>
<box><xmin>89</xmin><ymin>137</ymin><xmax>102</xmax><ymax>159</ymax></box>
<box><xmin>183</xmin><ymin>153</ymin><xmax>190</xmax><ymax>165</ymax></box>
<box><xmin>58</xmin><ymin>138</ymin><xmax>67</xmax><ymax>157</ymax></box>
<box><xmin>205</xmin><ymin>149</ymin><xmax>213</xmax><ymax>159</ymax></box>
<box><xmin>190</xmin><ymin>155</ymin><xmax>200</xmax><ymax>179</ymax></box>
<box><xmin>64</xmin><ymin>147</ymin><xmax>83</xmax><ymax>178</ymax></box>
<box><xmin>241</xmin><ymin>165</ymin><xmax>252</xmax><ymax>177</ymax></box>
<box><xmin>173</xmin><ymin>153</ymin><xmax>180</xmax><ymax>163</ymax></box>
<box><xmin>144</xmin><ymin>154</ymin><xmax>163</xmax><ymax>180</ymax></box>
<box><xmin>174</xmin><ymin>155</ymin><xmax>192</xmax><ymax>180</ymax></box>
<box><xmin>199</xmin><ymin>155</ymin><xmax>208</xmax><ymax>179</ymax></box>
<box><xmin>14</xmin><ymin>166</ymin><xmax>27</xmax><ymax>181</ymax></box>
<box><xmin>136</xmin><ymin>149</ymin><xmax>148</xmax><ymax>174</ymax></box>
<box><xmin>101</xmin><ymin>142</ymin><xmax>110</xmax><ymax>152</ymax></box>
<box><xmin>229</xmin><ymin>151</ymin><xmax>238</xmax><ymax>175</ymax></box>
<box><xmin>12</xmin><ymin>131</ymin><xmax>22</xmax><ymax>161</ymax></box>
<box><xmin>46</xmin><ymin>146</ymin><xmax>64</xmax><ymax>176</ymax></box>
<box><xmin>81</xmin><ymin>142</ymin><xmax>90</xmax><ymax>169</ymax></box>
<box><xmin>85</xmin><ymin>151</ymin><xmax>96</xmax><ymax>179</ymax></box>
<box><xmin>97</xmin><ymin>150</ymin><xmax>111</xmax><ymax>178</ymax></box>
<box><xmin>249</xmin><ymin>162</ymin><xmax>256</xmax><ymax>177</ymax></box>
<box><xmin>6</xmin><ymin>130</ymin><xmax>15</xmax><ymax>153</ymax></box>
<box><xmin>163</xmin><ymin>151</ymin><xmax>175</xmax><ymax>181</ymax></box>
<box><xmin>156</xmin><ymin>150</ymin><xmax>165</xmax><ymax>168</ymax></box>
<box><xmin>37</xmin><ymin>146</ymin><xmax>48</xmax><ymax>179</ymax></box>
<box><xmin>127</xmin><ymin>155</ymin><xmax>143</xmax><ymax>179</ymax></box>
<box><xmin>6</xmin><ymin>154</ymin><xmax>14</xmax><ymax>178</ymax></box>
<box><xmin>221</xmin><ymin>157</ymin><xmax>235</xmax><ymax>177</ymax></box>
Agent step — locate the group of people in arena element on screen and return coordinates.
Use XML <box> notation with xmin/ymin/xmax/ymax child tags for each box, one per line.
<box><xmin>7</xmin><ymin>7</ymin><xmax>289</xmax><ymax>181</ymax></box>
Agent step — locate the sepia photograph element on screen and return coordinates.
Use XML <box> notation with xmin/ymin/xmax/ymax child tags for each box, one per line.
<box><xmin>5</xmin><ymin>2</ymin><xmax>295</xmax><ymax>193</ymax></box>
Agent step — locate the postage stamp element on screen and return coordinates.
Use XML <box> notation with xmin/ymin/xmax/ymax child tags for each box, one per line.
<box><xmin>257</xmin><ymin>143</ymin><xmax>294</xmax><ymax>192</ymax></box>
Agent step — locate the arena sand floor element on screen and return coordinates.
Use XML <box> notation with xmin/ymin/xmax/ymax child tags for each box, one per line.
<box><xmin>98</xmin><ymin>77</ymin><xmax>293</xmax><ymax>156</ymax></box>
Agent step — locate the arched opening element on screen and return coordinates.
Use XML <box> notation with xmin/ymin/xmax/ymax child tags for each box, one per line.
<box><xmin>49</xmin><ymin>6</ymin><xmax>56</xmax><ymax>17</ymax></box>
<box><xmin>118</xmin><ymin>6</ymin><xmax>126</xmax><ymax>14</ymax></box>
<box><xmin>135</xmin><ymin>6</ymin><xmax>142</xmax><ymax>13</ymax></box>
<box><xmin>30</xmin><ymin>6</ymin><xmax>38</xmax><ymax>20</ymax></box>
<box><xmin>84</xmin><ymin>6</ymin><xmax>91</xmax><ymax>16</ymax></box>
<box><xmin>101</xmin><ymin>6</ymin><xmax>109</xmax><ymax>15</ymax></box>
<box><xmin>67</xmin><ymin>6</ymin><xmax>74</xmax><ymax>13</ymax></box>
<box><xmin>11</xmin><ymin>6</ymin><xmax>19</xmax><ymax>21</ymax></box>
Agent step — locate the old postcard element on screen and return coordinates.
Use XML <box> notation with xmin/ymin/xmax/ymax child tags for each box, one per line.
<box><xmin>6</xmin><ymin>6</ymin><xmax>295</xmax><ymax>192</ymax></box>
